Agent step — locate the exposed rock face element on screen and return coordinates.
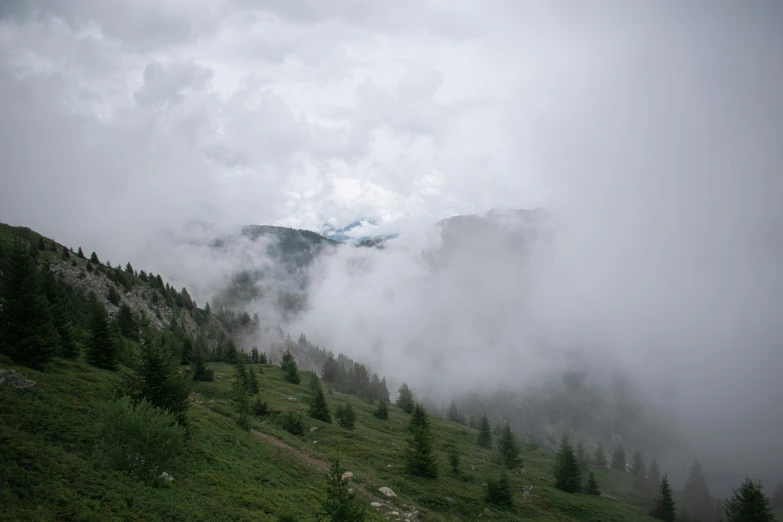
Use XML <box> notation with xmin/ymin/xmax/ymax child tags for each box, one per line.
<box><xmin>0</xmin><ymin>369</ymin><xmax>36</xmax><ymax>388</ymax></box>
<box><xmin>378</xmin><ymin>486</ymin><xmax>397</xmax><ymax>498</ymax></box>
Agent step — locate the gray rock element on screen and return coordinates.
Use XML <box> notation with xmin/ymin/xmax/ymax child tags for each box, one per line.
<box><xmin>0</xmin><ymin>369</ymin><xmax>36</xmax><ymax>388</ymax></box>
<box><xmin>160</xmin><ymin>471</ymin><xmax>174</xmax><ymax>482</ymax></box>
<box><xmin>378</xmin><ymin>486</ymin><xmax>397</xmax><ymax>498</ymax></box>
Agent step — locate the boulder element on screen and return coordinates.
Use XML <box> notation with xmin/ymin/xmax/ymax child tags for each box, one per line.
<box><xmin>341</xmin><ymin>471</ymin><xmax>353</xmax><ymax>480</ymax></box>
<box><xmin>378</xmin><ymin>486</ymin><xmax>397</xmax><ymax>498</ymax></box>
<box><xmin>522</xmin><ymin>485</ymin><xmax>533</xmax><ymax>498</ymax></box>
<box><xmin>310</xmin><ymin>427</ymin><xmax>318</xmax><ymax>432</ymax></box>
<box><xmin>160</xmin><ymin>472</ymin><xmax>174</xmax><ymax>482</ymax></box>
<box><xmin>0</xmin><ymin>369</ymin><xmax>36</xmax><ymax>388</ymax></box>
<box><xmin>371</xmin><ymin>502</ymin><xmax>382</xmax><ymax>508</ymax></box>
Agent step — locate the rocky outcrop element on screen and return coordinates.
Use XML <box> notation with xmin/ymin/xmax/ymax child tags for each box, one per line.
<box><xmin>0</xmin><ymin>369</ymin><xmax>36</xmax><ymax>388</ymax></box>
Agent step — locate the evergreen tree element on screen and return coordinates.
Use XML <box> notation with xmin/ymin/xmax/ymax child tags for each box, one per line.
<box><xmin>60</xmin><ymin>245</ymin><xmax>70</xmax><ymax>260</ymax></box>
<box><xmin>647</xmin><ymin>459</ymin><xmax>662</xmax><ymax>495</ymax></box>
<box><xmin>649</xmin><ymin>475</ymin><xmax>677</xmax><ymax>522</ymax></box>
<box><xmin>612</xmin><ymin>446</ymin><xmax>627</xmax><ymax>470</ymax></box>
<box><xmin>449</xmin><ymin>445</ymin><xmax>460</xmax><ymax>474</ymax></box>
<box><xmin>86</xmin><ymin>300</ymin><xmax>119</xmax><ymax>370</ymax></box>
<box><xmin>38</xmin><ymin>236</ymin><xmax>45</xmax><ymax>251</ymax></box>
<box><xmin>632</xmin><ymin>450</ymin><xmax>646</xmax><ymax>476</ymax></box>
<box><xmin>41</xmin><ymin>266</ymin><xmax>78</xmax><ymax>359</ymax></box>
<box><xmin>403</xmin><ymin>425</ymin><xmax>438</xmax><ymax>478</ymax></box>
<box><xmin>309</xmin><ymin>380</ymin><xmax>332</xmax><ymax>423</ymax></box>
<box><xmin>124</xmin><ymin>262</ymin><xmax>134</xmax><ymax>274</ymax></box>
<box><xmin>0</xmin><ymin>239</ymin><xmax>61</xmax><ymax>367</ymax></box>
<box><xmin>281</xmin><ymin>348</ymin><xmax>301</xmax><ymax>384</ymax></box>
<box><xmin>309</xmin><ymin>372</ymin><xmax>321</xmax><ymax>393</ymax></box>
<box><xmin>373</xmin><ymin>399</ymin><xmax>389</xmax><ymax>420</ymax></box>
<box><xmin>107</xmin><ymin>285</ymin><xmax>121</xmax><ymax>306</ymax></box>
<box><xmin>191</xmin><ymin>344</ymin><xmax>214</xmax><ymax>381</ymax></box>
<box><xmin>258</xmin><ymin>351</ymin><xmax>268</xmax><ymax>364</ymax></box>
<box><xmin>116</xmin><ymin>303</ymin><xmax>139</xmax><ymax>341</ymax></box>
<box><xmin>408</xmin><ymin>403</ymin><xmax>430</xmax><ymax>432</ymax></box>
<box><xmin>446</xmin><ymin>401</ymin><xmax>464</xmax><ymax>424</ymax></box>
<box><xmin>576</xmin><ymin>440</ymin><xmax>587</xmax><ymax>469</ymax></box>
<box><xmin>477</xmin><ymin>414</ymin><xmax>493</xmax><ymax>449</ymax></box>
<box><xmin>396</xmin><ymin>382</ymin><xmax>415</xmax><ymax>413</ymax></box>
<box><xmin>86</xmin><ymin>262</ymin><xmax>94</xmax><ymax>273</ymax></box>
<box><xmin>335</xmin><ymin>403</ymin><xmax>356</xmax><ymax>430</ymax></box>
<box><xmin>251</xmin><ymin>346</ymin><xmax>259</xmax><ymax>364</ymax></box>
<box><xmin>724</xmin><ymin>478</ymin><xmax>776</xmax><ymax>522</ymax></box>
<box><xmin>247</xmin><ymin>366</ymin><xmax>260</xmax><ymax>394</ymax></box>
<box><xmin>484</xmin><ymin>471</ymin><xmax>513</xmax><ymax>507</ymax></box>
<box><xmin>316</xmin><ymin>453</ymin><xmax>367</xmax><ymax>522</ymax></box>
<box><xmin>586</xmin><ymin>472</ymin><xmax>601</xmax><ymax>495</ymax></box>
<box><xmin>253</xmin><ymin>398</ymin><xmax>269</xmax><ymax>416</ymax></box>
<box><xmin>234</xmin><ymin>360</ymin><xmax>248</xmax><ymax>391</ymax></box>
<box><xmin>554</xmin><ymin>435</ymin><xmax>583</xmax><ymax>493</ymax></box>
<box><xmin>232</xmin><ymin>366</ymin><xmax>250</xmax><ymax>429</ymax></box>
<box><xmin>77</xmin><ymin>247</ymin><xmax>84</xmax><ymax>258</ymax></box>
<box><xmin>90</xmin><ymin>251</ymin><xmax>100</xmax><ymax>264</ymax></box>
<box><xmin>682</xmin><ymin>460</ymin><xmax>714</xmax><ymax>522</ymax></box>
<box><xmin>498</xmin><ymin>421</ymin><xmax>522</xmax><ymax>469</ymax></box>
<box><xmin>223</xmin><ymin>338</ymin><xmax>239</xmax><ymax>364</ymax></box>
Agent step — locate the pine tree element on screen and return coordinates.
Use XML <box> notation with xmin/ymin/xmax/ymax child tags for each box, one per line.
<box><xmin>223</xmin><ymin>338</ymin><xmax>238</xmax><ymax>364</ymax></box>
<box><xmin>683</xmin><ymin>460</ymin><xmax>714</xmax><ymax>522</ymax></box>
<box><xmin>60</xmin><ymin>245</ymin><xmax>70</xmax><ymax>260</ymax></box>
<box><xmin>484</xmin><ymin>471</ymin><xmax>513</xmax><ymax>507</ymax></box>
<box><xmin>408</xmin><ymin>403</ymin><xmax>430</xmax><ymax>432</ymax></box>
<box><xmin>647</xmin><ymin>459</ymin><xmax>662</xmax><ymax>495</ymax></box>
<box><xmin>649</xmin><ymin>475</ymin><xmax>676</xmax><ymax>522</ymax></box>
<box><xmin>116</xmin><ymin>303</ymin><xmax>139</xmax><ymax>341</ymax></box>
<box><xmin>191</xmin><ymin>344</ymin><xmax>214</xmax><ymax>381</ymax></box>
<box><xmin>404</xmin><ymin>425</ymin><xmax>438</xmax><ymax>478</ymax></box>
<box><xmin>309</xmin><ymin>380</ymin><xmax>332</xmax><ymax>423</ymax></box>
<box><xmin>281</xmin><ymin>349</ymin><xmax>301</xmax><ymax>384</ymax></box>
<box><xmin>724</xmin><ymin>478</ymin><xmax>776</xmax><ymax>522</ymax></box>
<box><xmin>446</xmin><ymin>401</ymin><xmax>464</xmax><ymax>424</ymax></box>
<box><xmin>498</xmin><ymin>421</ymin><xmax>522</xmax><ymax>469</ymax></box>
<box><xmin>554</xmin><ymin>435</ymin><xmax>583</xmax><ymax>493</ymax></box>
<box><xmin>335</xmin><ymin>403</ymin><xmax>356</xmax><ymax>430</ymax></box>
<box><xmin>37</xmin><ymin>236</ymin><xmax>45</xmax><ymax>251</ymax></box>
<box><xmin>586</xmin><ymin>472</ymin><xmax>601</xmax><ymax>495</ymax></box>
<box><xmin>316</xmin><ymin>453</ymin><xmax>367</xmax><ymax>521</ymax></box>
<box><xmin>594</xmin><ymin>443</ymin><xmax>608</xmax><ymax>467</ymax></box>
<box><xmin>448</xmin><ymin>445</ymin><xmax>460</xmax><ymax>474</ymax></box>
<box><xmin>576</xmin><ymin>440</ymin><xmax>587</xmax><ymax>469</ymax></box>
<box><xmin>86</xmin><ymin>262</ymin><xmax>93</xmax><ymax>273</ymax></box>
<box><xmin>396</xmin><ymin>382</ymin><xmax>414</xmax><ymax>413</ymax></box>
<box><xmin>251</xmin><ymin>346</ymin><xmax>259</xmax><ymax>364</ymax></box>
<box><xmin>309</xmin><ymin>373</ymin><xmax>321</xmax><ymax>393</ymax></box>
<box><xmin>41</xmin><ymin>266</ymin><xmax>78</xmax><ymax>359</ymax></box>
<box><xmin>77</xmin><ymin>247</ymin><xmax>84</xmax><ymax>259</ymax></box>
<box><xmin>612</xmin><ymin>446</ymin><xmax>627</xmax><ymax>470</ymax></box>
<box><xmin>232</xmin><ymin>367</ymin><xmax>250</xmax><ymax>429</ymax></box>
<box><xmin>90</xmin><ymin>252</ymin><xmax>100</xmax><ymax>264</ymax></box>
<box><xmin>632</xmin><ymin>450</ymin><xmax>646</xmax><ymax>476</ymax></box>
<box><xmin>0</xmin><ymin>239</ymin><xmax>61</xmax><ymax>367</ymax></box>
<box><xmin>258</xmin><ymin>351</ymin><xmax>268</xmax><ymax>364</ymax></box>
<box><xmin>477</xmin><ymin>414</ymin><xmax>493</xmax><ymax>449</ymax></box>
<box><xmin>247</xmin><ymin>366</ymin><xmax>260</xmax><ymax>394</ymax></box>
<box><xmin>124</xmin><ymin>262</ymin><xmax>133</xmax><ymax>274</ymax></box>
<box><xmin>86</xmin><ymin>300</ymin><xmax>119</xmax><ymax>370</ymax></box>
<box><xmin>373</xmin><ymin>399</ymin><xmax>389</xmax><ymax>420</ymax></box>
<box><xmin>234</xmin><ymin>360</ymin><xmax>248</xmax><ymax>391</ymax></box>
<box><xmin>107</xmin><ymin>285</ymin><xmax>121</xmax><ymax>306</ymax></box>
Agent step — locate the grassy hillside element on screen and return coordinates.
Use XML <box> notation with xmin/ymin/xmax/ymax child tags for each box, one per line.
<box><xmin>1</xmin><ymin>353</ymin><xmax>659</xmax><ymax>521</ymax></box>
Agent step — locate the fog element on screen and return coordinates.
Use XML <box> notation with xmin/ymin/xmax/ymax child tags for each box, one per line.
<box><xmin>1</xmin><ymin>0</ymin><xmax>782</xmax><ymax>495</ymax></box>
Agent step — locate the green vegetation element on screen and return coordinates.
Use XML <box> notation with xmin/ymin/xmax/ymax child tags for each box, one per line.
<box><xmin>316</xmin><ymin>454</ymin><xmax>368</xmax><ymax>521</ymax></box>
<box><xmin>477</xmin><ymin>413</ymin><xmax>493</xmax><ymax>448</ymax></box>
<box><xmin>554</xmin><ymin>435</ymin><xmax>583</xmax><ymax>493</ymax></box>
<box><xmin>649</xmin><ymin>475</ymin><xmax>676</xmax><ymax>522</ymax></box>
<box><xmin>497</xmin><ymin>421</ymin><xmax>522</xmax><ymax>469</ymax></box>
<box><xmin>724</xmin><ymin>479</ymin><xmax>777</xmax><ymax>522</ymax></box>
<box><xmin>395</xmin><ymin>382</ymin><xmax>414</xmax><ymax>413</ymax></box>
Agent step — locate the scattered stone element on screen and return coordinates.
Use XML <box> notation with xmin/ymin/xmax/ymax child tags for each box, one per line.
<box><xmin>522</xmin><ymin>485</ymin><xmax>533</xmax><ymax>498</ymax></box>
<box><xmin>601</xmin><ymin>493</ymin><xmax>618</xmax><ymax>501</ymax></box>
<box><xmin>313</xmin><ymin>441</ymin><xmax>318</xmax><ymax>444</ymax></box>
<box><xmin>310</xmin><ymin>427</ymin><xmax>318</xmax><ymax>432</ymax></box>
<box><xmin>471</xmin><ymin>465</ymin><xmax>476</xmax><ymax>471</ymax></box>
<box><xmin>389</xmin><ymin>511</ymin><xmax>399</xmax><ymax>516</ymax></box>
<box><xmin>378</xmin><ymin>486</ymin><xmax>397</xmax><ymax>498</ymax></box>
<box><xmin>481</xmin><ymin>507</ymin><xmax>495</xmax><ymax>517</ymax></box>
<box><xmin>371</xmin><ymin>502</ymin><xmax>382</xmax><ymax>508</ymax></box>
<box><xmin>348</xmin><ymin>488</ymin><xmax>354</xmax><ymax>493</ymax></box>
<box><xmin>445</xmin><ymin>497</ymin><xmax>454</xmax><ymax>503</ymax></box>
<box><xmin>341</xmin><ymin>471</ymin><xmax>353</xmax><ymax>480</ymax></box>
<box><xmin>0</xmin><ymin>369</ymin><xmax>36</xmax><ymax>388</ymax></box>
<box><xmin>386</xmin><ymin>464</ymin><xmax>393</xmax><ymax>468</ymax></box>
<box><xmin>287</xmin><ymin>397</ymin><xmax>297</xmax><ymax>402</ymax></box>
<box><xmin>160</xmin><ymin>472</ymin><xmax>174</xmax><ymax>482</ymax></box>
<box><xmin>209</xmin><ymin>400</ymin><xmax>215</xmax><ymax>404</ymax></box>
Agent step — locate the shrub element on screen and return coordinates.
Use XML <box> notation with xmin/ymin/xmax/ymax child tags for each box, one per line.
<box><xmin>100</xmin><ymin>396</ymin><xmax>185</xmax><ymax>483</ymax></box>
<box><xmin>280</xmin><ymin>411</ymin><xmax>305</xmax><ymax>436</ymax></box>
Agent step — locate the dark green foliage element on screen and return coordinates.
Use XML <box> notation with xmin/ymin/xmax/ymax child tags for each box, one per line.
<box><xmin>116</xmin><ymin>303</ymin><xmax>139</xmax><ymax>341</ymax></box>
<box><xmin>280</xmin><ymin>411</ymin><xmax>306</xmax><ymax>436</ymax></box>
<box><xmin>77</xmin><ymin>246</ymin><xmax>84</xmax><ymax>258</ymax></box>
<box><xmin>253</xmin><ymin>398</ymin><xmax>269</xmax><ymax>416</ymax></box>
<box><xmin>631</xmin><ymin>450</ymin><xmax>646</xmax><ymax>476</ymax></box>
<box><xmin>309</xmin><ymin>372</ymin><xmax>320</xmax><ymax>393</ymax></box>
<box><xmin>258</xmin><ymin>351</ymin><xmax>268</xmax><ymax>364</ymax></box>
<box><xmin>180</xmin><ymin>336</ymin><xmax>193</xmax><ymax>365</ymax></box>
<box><xmin>498</xmin><ymin>421</ymin><xmax>522</xmax><ymax>469</ymax></box>
<box><xmin>247</xmin><ymin>365</ymin><xmax>260</xmax><ymax>393</ymax></box>
<box><xmin>41</xmin><ymin>265</ymin><xmax>78</xmax><ymax>359</ymax></box>
<box><xmin>477</xmin><ymin>414</ymin><xmax>493</xmax><ymax>449</ymax></box>
<box><xmin>396</xmin><ymin>382</ymin><xmax>414</xmax><ymax>413</ymax></box>
<box><xmin>232</xmin><ymin>370</ymin><xmax>251</xmax><ymax>429</ymax></box>
<box><xmin>0</xmin><ymin>239</ymin><xmax>61</xmax><ymax>367</ymax></box>
<box><xmin>649</xmin><ymin>475</ymin><xmax>676</xmax><ymax>522</ymax></box>
<box><xmin>124</xmin><ymin>337</ymin><xmax>191</xmax><ymax>425</ymax></box>
<box><xmin>37</xmin><ymin>236</ymin><xmax>45</xmax><ymax>250</ymax></box>
<box><xmin>682</xmin><ymin>460</ymin><xmax>713</xmax><ymax>521</ymax></box>
<box><xmin>446</xmin><ymin>401</ymin><xmax>464</xmax><ymax>424</ymax></box>
<box><xmin>408</xmin><ymin>403</ymin><xmax>430</xmax><ymax>432</ymax></box>
<box><xmin>223</xmin><ymin>338</ymin><xmax>239</xmax><ymax>364</ymax></box>
<box><xmin>321</xmin><ymin>353</ymin><xmax>340</xmax><ymax>382</ymax></box>
<box><xmin>335</xmin><ymin>403</ymin><xmax>356</xmax><ymax>430</ymax></box>
<box><xmin>373</xmin><ymin>399</ymin><xmax>389</xmax><ymax>420</ymax></box>
<box><xmin>724</xmin><ymin>478</ymin><xmax>776</xmax><ymax>522</ymax></box>
<box><xmin>612</xmin><ymin>446</ymin><xmax>626</xmax><ymax>470</ymax></box>
<box><xmin>484</xmin><ymin>471</ymin><xmax>513</xmax><ymax>507</ymax></box>
<box><xmin>191</xmin><ymin>344</ymin><xmax>214</xmax><ymax>381</ymax></box>
<box><xmin>251</xmin><ymin>346</ymin><xmax>260</xmax><ymax>363</ymax></box>
<box><xmin>309</xmin><ymin>380</ymin><xmax>332</xmax><ymax>423</ymax></box>
<box><xmin>647</xmin><ymin>459</ymin><xmax>662</xmax><ymax>495</ymax></box>
<box><xmin>90</xmin><ymin>251</ymin><xmax>99</xmax><ymax>264</ymax></box>
<box><xmin>100</xmin><ymin>396</ymin><xmax>185</xmax><ymax>484</ymax></box>
<box><xmin>60</xmin><ymin>245</ymin><xmax>70</xmax><ymax>260</ymax></box>
<box><xmin>281</xmin><ymin>349</ymin><xmax>300</xmax><ymax>384</ymax></box>
<box><xmin>403</xmin><ymin>426</ymin><xmax>438</xmax><ymax>478</ymax></box>
<box><xmin>554</xmin><ymin>436</ymin><xmax>582</xmax><ymax>493</ymax></box>
<box><xmin>316</xmin><ymin>454</ymin><xmax>368</xmax><ymax>522</ymax></box>
<box><xmin>586</xmin><ymin>472</ymin><xmax>601</xmax><ymax>495</ymax></box>
<box><xmin>86</xmin><ymin>300</ymin><xmax>119</xmax><ymax>370</ymax></box>
<box><xmin>449</xmin><ymin>445</ymin><xmax>460</xmax><ymax>474</ymax></box>
<box><xmin>576</xmin><ymin>440</ymin><xmax>587</xmax><ymax>468</ymax></box>
<box><xmin>124</xmin><ymin>262</ymin><xmax>133</xmax><ymax>274</ymax></box>
<box><xmin>86</xmin><ymin>261</ymin><xmax>94</xmax><ymax>273</ymax></box>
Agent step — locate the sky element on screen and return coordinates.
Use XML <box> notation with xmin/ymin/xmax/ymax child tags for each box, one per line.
<box><xmin>2</xmin><ymin>0</ymin><xmax>783</xmax><ymax>491</ymax></box>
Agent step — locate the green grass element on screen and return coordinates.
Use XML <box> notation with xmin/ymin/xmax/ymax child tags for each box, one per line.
<box><xmin>0</xmin><ymin>354</ymin><xmax>660</xmax><ymax>521</ymax></box>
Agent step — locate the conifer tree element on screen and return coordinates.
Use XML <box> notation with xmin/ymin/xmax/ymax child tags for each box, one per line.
<box><xmin>107</xmin><ymin>285</ymin><xmax>121</xmax><ymax>306</ymax></box>
<box><xmin>409</xmin><ymin>403</ymin><xmax>430</xmax><ymax>432</ymax></box>
<box><xmin>498</xmin><ymin>421</ymin><xmax>522</xmax><ymax>469</ymax></box>
<box><xmin>309</xmin><ymin>372</ymin><xmax>321</xmax><ymax>393</ymax></box>
<box><xmin>124</xmin><ymin>262</ymin><xmax>133</xmax><ymax>274</ymax></box>
<box><xmin>223</xmin><ymin>338</ymin><xmax>238</xmax><ymax>364</ymax></box>
<box><xmin>477</xmin><ymin>414</ymin><xmax>493</xmax><ymax>449</ymax></box>
<box><xmin>60</xmin><ymin>245</ymin><xmax>70</xmax><ymax>260</ymax></box>
<box><xmin>446</xmin><ymin>401</ymin><xmax>464</xmax><ymax>424</ymax></box>
<box><xmin>116</xmin><ymin>303</ymin><xmax>139</xmax><ymax>341</ymax></box>
<box><xmin>335</xmin><ymin>403</ymin><xmax>356</xmax><ymax>430</ymax></box>
<box><xmin>682</xmin><ymin>460</ymin><xmax>714</xmax><ymax>522</ymax></box>
<box><xmin>404</xmin><ymin>425</ymin><xmax>438</xmax><ymax>478</ymax></box>
<box><xmin>594</xmin><ymin>443</ymin><xmax>608</xmax><ymax>467</ymax></box>
<box><xmin>86</xmin><ymin>262</ymin><xmax>94</xmax><ymax>273</ymax></box>
<box><xmin>77</xmin><ymin>247</ymin><xmax>84</xmax><ymax>258</ymax></box>
<box><xmin>484</xmin><ymin>471</ymin><xmax>513</xmax><ymax>507</ymax></box>
<box><xmin>86</xmin><ymin>300</ymin><xmax>119</xmax><ymax>370</ymax></box>
<box><xmin>251</xmin><ymin>346</ymin><xmax>259</xmax><ymax>364</ymax></box>
<box><xmin>232</xmin><ymin>367</ymin><xmax>250</xmax><ymax>429</ymax></box>
<box><xmin>41</xmin><ymin>266</ymin><xmax>78</xmax><ymax>359</ymax></box>
<box><xmin>0</xmin><ymin>240</ymin><xmax>60</xmax><ymax>367</ymax></box>
<box><xmin>234</xmin><ymin>360</ymin><xmax>248</xmax><ymax>391</ymax></box>
<box><xmin>647</xmin><ymin>459</ymin><xmax>662</xmax><ymax>495</ymax></box>
<box><xmin>612</xmin><ymin>446</ymin><xmax>627</xmax><ymax>470</ymax></box>
<box><xmin>247</xmin><ymin>366</ymin><xmax>260</xmax><ymax>394</ymax></box>
<box><xmin>90</xmin><ymin>252</ymin><xmax>100</xmax><ymax>264</ymax></box>
<box><xmin>724</xmin><ymin>478</ymin><xmax>776</xmax><ymax>522</ymax></box>
<box><xmin>632</xmin><ymin>450</ymin><xmax>646</xmax><ymax>476</ymax></box>
<box><xmin>576</xmin><ymin>440</ymin><xmax>587</xmax><ymax>469</ymax></box>
<box><xmin>38</xmin><ymin>236</ymin><xmax>45</xmax><ymax>251</ymax></box>
<box><xmin>554</xmin><ymin>435</ymin><xmax>583</xmax><ymax>493</ymax></box>
<box><xmin>396</xmin><ymin>382</ymin><xmax>415</xmax><ymax>413</ymax></box>
<box><xmin>649</xmin><ymin>475</ymin><xmax>676</xmax><ymax>522</ymax></box>
<box><xmin>321</xmin><ymin>353</ymin><xmax>340</xmax><ymax>382</ymax></box>
<box><xmin>449</xmin><ymin>445</ymin><xmax>460</xmax><ymax>474</ymax></box>
<box><xmin>309</xmin><ymin>379</ymin><xmax>332</xmax><ymax>423</ymax></box>
<box><xmin>373</xmin><ymin>399</ymin><xmax>389</xmax><ymax>420</ymax></box>
<box><xmin>316</xmin><ymin>453</ymin><xmax>367</xmax><ymax>522</ymax></box>
<box><xmin>281</xmin><ymin>348</ymin><xmax>301</xmax><ymax>384</ymax></box>
<box><xmin>191</xmin><ymin>344</ymin><xmax>214</xmax><ymax>381</ymax></box>
<box><xmin>586</xmin><ymin>472</ymin><xmax>601</xmax><ymax>495</ymax></box>
<box><xmin>258</xmin><ymin>351</ymin><xmax>268</xmax><ymax>364</ymax></box>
